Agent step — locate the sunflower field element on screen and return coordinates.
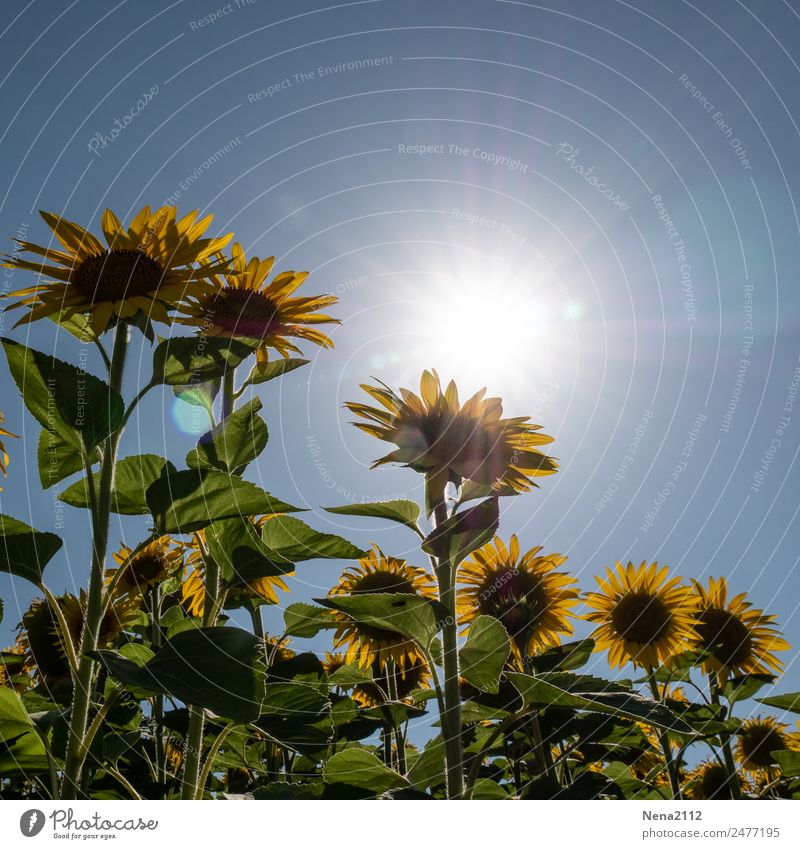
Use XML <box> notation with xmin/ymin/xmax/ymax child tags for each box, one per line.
<box><xmin>0</xmin><ymin>205</ymin><xmax>798</xmax><ymax>801</ymax></box>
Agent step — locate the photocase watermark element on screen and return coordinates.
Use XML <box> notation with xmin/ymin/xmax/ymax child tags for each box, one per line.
<box><xmin>678</xmin><ymin>73</ymin><xmax>752</xmax><ymax>170</ymax></box>
<box><xmin>87</xmin><ymin>84</ymin><xmax>159</xmax><ymax>157</ymax></box>
<box><xmin>750</xmin><ymin>357</ymin><xmax>800</xmax><ymax>493</ymax></box>
<box><xmin>0</xmin><ymin>220</ymin><xmax>28</xmax><ymax>334</ymax></box>
<box><xmin>161</xmin><ymin>136</ymin><xmax>242</xmax><ymax>206</ymax></box>
<box><xmin>720</xmin><ymin>283</ymin><xmax>754</xmax><ymax>433</ymax></box>
<box><xmin>652</xmin><ymin>193</ymin><xmax>696</xmax><ymax>323</ymax></box>
<box><xmin>595</xmin><ymin>409</ymin><xmax>653</xmax><ymax>513</ymax></box>
<box><xmin>554</xmin><ymin>144</ymin><xmax>630</xmax><ymax>211</ymax></box>
<box><xmin>398</xmin><ymin>143</ymin><xmax>530</xmax><ymax>173</ymax></box>
<box><xmin>188</xmin><ymin>0</ymin><xmax>256</xmax><ymax>31</ymax></box>
<box><xmin>19</xmin><ymin>807</ymin><xmax>158</xmax><ymax>837</ymax></box>
<box><xmin>640</xmin><ymin>412</ymin><xmax>706</xmax><ymax>532</ymax></box>
<box><xmin>247</xmin><ymin>56</ymin><xmax>394</xmax><ymax>102</ymax></box>
<box><xmin>335</xmin><ymin>274</ymin><xmax>368</xmax><ymax>296</ymax></box>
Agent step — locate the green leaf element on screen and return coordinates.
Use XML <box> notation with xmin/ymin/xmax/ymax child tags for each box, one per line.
<box><xmin>261</xmin><ymin>515</ymin><xmax>366</xmax><ymax>562</ymax></box>
<box><xmin>757</xmin><ymin>692</ymin><xmax>800</xmax><ymax>715</ymax></box>
<box><xmin>328</xmin><ymin>664</ymin><xmax>374</xmax><ymax>687</ymax></box>
<box><xmin>471</xmin><ymin>778</ymin><xmax>509</xmax><ymax>799</ymax></box>
<box><xmin>2</xmin><ymin>338</ymin><xmax>123</xmax><ymax>452</ymax></box>
<box><xmin>60</xmin><ymin>454</ymin><xmax>176</xmax><ymax>514</ymax></box>
<box><xmin>146</xmin><ymin>468</ymin><xmax>302</xmax><ymax>534</ymax></box>
<box><xmin>37</xmin><ymin>428</ymin><xmax>97</xmax><ymax>489</ymax></box>
<box><xmin>172</xmin><ymin>378</ymin><xmax>220</xmax><ymax>418</ymax></box>
<box><xmin>459</xmin><ymin>615</ymin><xmax>510</xmax><ymax>694</ymax></box>
<box><xmin>317</xmin><ymin>593</ymin><xmax>448</xmax><ymax>651</ymax></box>
<box><xmin>0</xmin><ymin>686</ymin><xmax>35</xmax><ymax>742</ymax></box>
<box><xmin>773</xmin><ymin>750</ymin><xmax>800</xmax><ymax>777</ymax></box>
<box><xmin>91</xmin><ymin>626</ymin><xmax>265</xmax><ymax>722</ymax></box>
<box><xmin>283</xmin><ymin>602</ymin><xmax>336</xmax><ymax>638</ymax></box>
<box><xmin>407</xmin><ymin>737</ymin><xmax>445</xmax><ymax>791</ymax></box>
<box><xmin>507</xmin><ymin>672</ymin><xmax>693</xmax><ymax>734</ymax></box>
<box><xmin>205</xmin><ymin>517</ymin><xmax>293</xmax><ymax>584</ymax></box>
<box><xmin>0</xmin><ymin>687</ymin><xmax>48</xmax><ymax>777</ymax></box>
<box><xmin>723</xmin><ymin>674</ymin><xmax>775</xmax><ymax>705</ymax></box>
<box><xmin>528</xmin><ymin>639</ymin><xmax>595</xmax><ymax>673</ymax></box>
<box><xmin>421</xmin><ymin>497</ymin><xmax>499</xmax><ymax>567</ymax></box>
<box><xmin>324</xmin><ymin>748</ymin><xmax>408</xmax><ymax>794</ymax></box>
<box><xmin>0</xmin><ymin>514</ymin><xmax>62</xmax><ymax>585</ymax></box>
<box><xmin>150</xmin><ymin>336</ymin><xmax>258</xmax><ymax>386</ymax></box>
<box><xmin>239</xmin><ymin>357</ymin><xmax>310</xmax><ymax>390</ymax></box>
<box><xmin>323</xmin><ymin>500</ymin><xmax>421</xmax><ymax>534</ymax></box>
<box><xmin>186</xmin><ymin>398</ymin><xmax>268</xmax><ymax>475</ymax></box>
<box><xmin>455</xmin><ymin>479</ymin><xmax>518</xmax><ymax>507</ymax></box>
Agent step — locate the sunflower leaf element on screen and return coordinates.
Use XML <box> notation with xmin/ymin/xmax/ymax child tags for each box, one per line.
<box><xmin>186</xmin><ymin>398</ymin><xmax>268</xmax><ymax>475</ymax></box>
<box><xmin>145</xmin><ymin>468</ymin><xmax>302</xmax><ymax>534</ymax></box>
<box><xmin>324</xmin><ymin>748</ymin><xmax>409</xmax><ymax>794</ymax></box>
<box><xmin>756</xmin><ymin>692</ymin><xmax>800</xmax><ymax>715</ymax></box>
<box><xmin>150</xmin><ymin>336</ymin><xmax>259</xmax><ymax>387</ymax></box>
<box><xmin>2</xmin><ymin>338</ymin><xmax>124</xmax><ymax>452</ymax></box>
<box><xmin>421</xmin><ymin>497</ymin><xmax>499</xmax><ymax>567</ymax></box>
<box><xmin>327</xmin><ymin>664</ymin><xmax>374</xmax><ymax>687</ymax></box>
<box><xmin>239</xmin><ymin>357</ymin><xmax>310</xmax><ymax>390</ymax></box>
<box><xmin>507</xmin><ymin>672</ymin><xmax>693</xmax><ymax>734</ymax></box>
<box><xmin>172</xmin><ymin>378</ymin><xmax>220</xmax><ymax>420</ymax></box>
<box><xmin>316</xmin><ymin>592</ymin><xmax>449</xmax><ymax>650</ymax></box>
<box><xmin>772</xmin><ymin>750</ymin><xmax>800</xmax><ymax>777</ymax></box>
<box><xmin>37</xmin><ymin>428</ymin><xmax>98</xmax><ymax>489</ymax></box>
<box><xmin>0</xmin><ymin>514</ymin><xmax>62</xmax><ymax>585</ymax></box>
<box><xmin>459</xmin><ymin>616</ymin><xmax>510</xmax><ymax>694</ymax></box>
<box><xmin>205</xmin><ymin>516</ymin><xmax>293</xmax><ymax>583</ymax></box>
<box><xmin>90</xmin><ymin>626</ymin><xmax>266</xmax><ymax>723</ymax></box>
<box><xmin>722</xmin><ymin>673</ymin><xmax>775</xmax><ymax>705</ymax></box>
<box><xmin>60</xmin><ymin>454</ymin><xmax>175</xmax><ymax>515</ymax></box>
<box><xmin>323</xmin><ymin>499</ymin><xmax>421</xmax><ymax>534</ymax></box>
<box><xmin>283</xmin><ymin>602</ymin><xmax>337</xmax><ymax>638</ymax></box>
<box><xmin>260</xmin><ymin>515</ymin><xmax>366</xmax><ymax>562</ymax></box>
<box><xmin>527</xmin><ymin>639</ymin><xmax>595</xmax><ymax>673</ymax></box>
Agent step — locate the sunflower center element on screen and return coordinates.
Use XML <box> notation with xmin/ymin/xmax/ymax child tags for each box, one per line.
<box><xmin>740</xmin><ymin>726</ymin><xmax>786</xmax><ymax>769</ymax></box>
<box><xmin>476</xmin><ymin>568</ymin><xmax>549</xmax><ymax>639</ymax></box>
<box><xmin>207</xmin><ymin>288</ymin><xmax>280</xmax><ymax>337</ymax></box>
<box><xmin>699</xmin><ymin>763</ymin><xmax>735</xmax><ymax>799</ymax></box>
<box><xmin>74</xmin><ymin>250</ymin><xmax>164</xmax><ymax>301</ymax></box>
<box><xmin>611</xmin><ymin>591</ymin><xmax>672</xmax><ymax>645</ymax></box>
<box><xmin>694</xmin><ymin>607</ymin><xmax>752</xmax><ymax>667</ymax></box>
<box><xmin>127</xmin><ymin>555</ymin><xmax>168</xmax><ymax>588</ymax></box>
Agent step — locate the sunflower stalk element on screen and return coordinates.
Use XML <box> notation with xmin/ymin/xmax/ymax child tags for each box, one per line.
<box><xmin>647</xmin><ymin>671</ymin><xmax>682</xmax><ymax>799</ymax></box>
<box><xmin>149</xmin><ymin>585</ymin><xmax>166</xmax><ymax>789</ymax></box>
<box><xmin>708</xmin><ymin>673</ymin><xmax>742</xmax><ymax>799</ymax></box>
<box><xmin>61</xmin><ymin>322</ymin><xmax>129</xmax><ymax>799</ymax></box>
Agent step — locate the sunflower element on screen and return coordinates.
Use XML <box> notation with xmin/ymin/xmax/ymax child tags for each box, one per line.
<box><xmin>181</xmin><ymin>530</ymin><xmax>292</xmax><ymax>616</ymax></box>
<box><xmin>353</xmin><ymin>656</ymin><xmax>432</xmax><ymax>708</ymax></box>
<box><xmin>735</xmin><ymin>716</ymin><xmax>800</xmax><ymax>775</ymax></box>
<box><xmin>584</xmin><ymin>561</ymin><xmax>695</xmax><ymax>670</ymax></box>
<box><xmin>0</xmin><ymin>411</ymin><xmax>17</xmax><ymax>490</ymax></box>
<box><xmin>329</xmin><ymin>545</ymin><xmax>437</xmax><ymax>667</ymax></box>
<box><xmin>0</xmin><ymin>644</ymin><xmax>29</xmax><ymax>693</ymax></box>
<box><xmin>106</xmin><ymin>537</ymin><xmax>184</xmax><ymax>598</ymax></box>
<box><xmin>345</xmin><ymin>370</ymin><xmax>557</xmax><ymax>492</ymax></box>
<box><xmin>689</xmin><ymin>577</ymin><xmax>789</xmax><ymax>685</ymax></box>
<box><xmin>685</xmin><ymin>758</ymin><xmax>746</xmax><ymax>799</ymax></box>
<box><xmin>457</xmin><ymin>535</ymin><xmax>579</xmax><ymax>661</ymax></box>
<box><xmin>2</xmin><ymin>206</ymin><xmax>232</xmax><ymax>335</ymax></box>
<box><xmin>176</xmin><ymin>242</ymin><xmax>339</xmax><ymax>368</ymax></box>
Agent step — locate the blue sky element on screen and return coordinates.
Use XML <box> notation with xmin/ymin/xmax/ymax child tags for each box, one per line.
<box><xmin>1</xmin><ymin>0</ymin><xmax>799</xmax><ymax>720</ymax></box>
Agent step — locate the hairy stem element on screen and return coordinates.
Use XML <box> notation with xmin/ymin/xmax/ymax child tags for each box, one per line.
<box><xmin>647</xmin><ymin>671</ymin><xmax>682</xmax><ymax>800</ymax></box>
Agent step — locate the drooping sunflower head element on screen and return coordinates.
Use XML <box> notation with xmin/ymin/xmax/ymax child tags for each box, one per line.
<box><xmin>2</xmin><ymin>206</ymin><xmax>232</xmax><ymax>335</ymax></box>
<box><xmin>736</xmin><ymin>715</ymin><xmax>800</xmax><ymax>774</ymax></box>
<box><xmin>584</xmin><ymin>561</ymin><xmax>695</xmax><ymax>670</ymax></box>
<box><xmin>353</xmin><ymin>656</ymin><xmax>432</xmax><ymax>708</ymax></box>
<box><xmin>329</xmin><ymin>545</ymin><xmax>436</xmax><ymax>667</ymax></box>
<box><xmin>0</xmin><ymin>411</ymin><xmax>18</xmax><ymax>489</ymax></box>
<box><xmin>685</xmin><ymin>759</ymin><xmax>744</xmax><ymax>799</ymax></box>
<box><xmin>346</xmin><ymin>370</ymin><xmax>557</xmax><ymax>492</ymax></box>
<box><xmin>176</xmin><ymin>242</ymin><xmax>339</xmax><ymax>367</ymax></box>
<box><xmin>690</xmin><ymin>577</ymin><xmax>789</xmax><ymax>685</ymax></box>
<box><xmin>106</xmin><ymin>536</ymin><xmax>184</xmax><ymax>598</ymax></box>
<box><xmin>457</xmin><ymin>535</ymin><xmax>579</xmax><ymax>660</ymax></box>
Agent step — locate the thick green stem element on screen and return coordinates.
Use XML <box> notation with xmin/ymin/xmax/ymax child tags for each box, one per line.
<box><xmin>647</xmin><ymin>672</ymin><xmax>682</xmax><ymax>799</ymax></box>
<box><xmin>150</xmin><ymin>585</ymin><xmax>166</xmax><ymax>790</ymax></box>
<box><xmin>250</xmin><ymin>604</ymin><xmax>264</xmax><ymax>639</ymax></box>
<box><xmin>709</xmin><ymin>673</ymin><xmax>742</xmax><ymax>799</ymax></box>
<box><xmin>221</xmin><ymin>365</ymin><xmax>235</xmax><ymax>421</ymax></box>
<box><xmin>61</xmin><ymin>323</ymin><xmax>129</xmax><ymax>799</ymax></box>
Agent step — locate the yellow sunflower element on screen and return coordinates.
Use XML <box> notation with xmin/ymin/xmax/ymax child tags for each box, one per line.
<box><xmin>0</xmin><ymin>411</ymin><xmax>17</xmax><ymax>490</ymax></box>
<box><xmin>690</xmin><ymin>577</ymin><xmax>789</xmax><ymax>685</ymax></box>
<box><xmin>685</xmin><ymin>758</ymin><xmax>748</xmax><ymax>799</ymax></box>
<box><xmin>457</xmin><ymin>535</ymin><xmax>579</xmax><ymax>661</ymax></box>
<box><xmin>176</xmin><ymin>242</ymin><xmax>339</xmax><ymax>368</ymax></box>
<box><xmin>735</xmin><ymin>715</ymin><xmax>800</xmax><ymax>775</ymax></box>
<box><xmin>181</xmin><ymin>529</ymin><xmax>291</xmax><ymax>616</ymax></box>
<box><xmin>2</xmin><ymin>205</ymin><xmax>232</xmax><ymax>335</ymax></box>
<box><xmin>353</xmin><ymin>656</ymin><xmax>432</xmax><ymax>708</ymax></box>
<box><xmin>584</xmin><ymin>561</ymin><xmax>695</xmax><ymax>670</ymax></box>
<box><xmin>106</xmin><ymin>537</ymin><xmax>184</xmax><ymax>598</ymax></box>
<box><xmin>329</xmin><ymin>545</ymin><xmax>436</xmax><ymax>667</ymax></box>
<box><xmin>0</xmin><ymin>644</ymin><xmax>29</xmax><ymax>693</ymax></box>
<box><xmin>345</xmin><ymin>369</ymin><xmax>557</xmax><ymax>492</ymax></box>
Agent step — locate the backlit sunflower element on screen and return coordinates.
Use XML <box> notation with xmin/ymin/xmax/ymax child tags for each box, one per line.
<box><xmin>457</xmin><ymin>535</ymin><xmax>579</xmax><ymax>661</ymax></box>
<box><xmin>106</xmin><ymin>537</ymin><xmax>184</xmax><ymax>598</ymax></box>
<box><xmin>2</xmin><ymin>206</ymin><xmax>232</xmax><ymax>335</ymax></box>
<box><xmin>0</xmin><ymin>644</ymin><xmax>29</xmax><ymax>693</ymax></box>
<box><xmin>353</xmin><ymin>656</ymin><xmax>432</xmax><ymax>708</ymax></box>
<box><xmin>689</xmin><ymin>577</ymin><xmax>789</xmax><ymax>686</ymax></box>
<box><xmin>329</xmin><ymin>545</ymin><xmax>436</xmax><ymax>667</ymax></box>
<box><xmin>0</xmin><ymin>411</ymin><xmax>17</xmax><ymax>490</ymax></box>
<box><xmin>176</xmin><ymin>242</ymin><xmax>339</xmax><ymax>368</ymax></box>
<box><xmin>735</xmin><ymin>715</ymin><xmax>800</xmax><ymax>775</ymax></box>
<box><xmin>181</xmin><ymin>529</ymin><xmax>291</xmax><ymax>616</ymax></box>
<box><xmin>584</xmin><ymin>561</ymin><xmax>695</xmax><ymax>670</ymax></box>
<box><xmin>346</xmin><ymin>370</ymin><xmax>557</xmax><ymax>492</ymax></box>
<box><xmin>685</xmin><ymin>758</ymin><xmax>746</xmax><ymax>799</ymax></box>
